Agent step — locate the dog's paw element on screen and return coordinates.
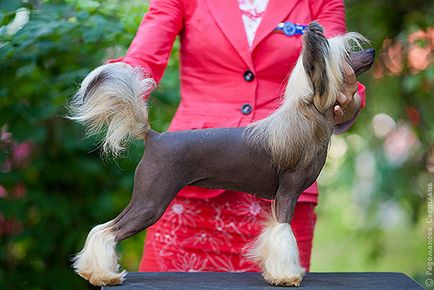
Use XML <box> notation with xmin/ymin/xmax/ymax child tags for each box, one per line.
<box><xmin>78</xmin><ymin>270</ymin><xmax>126</xmax><ymax>286</ymax></box>
<box><xmin>262</xmin><ymin>272</ymin><xmax>303</xmax><ymax>287</ymax></box>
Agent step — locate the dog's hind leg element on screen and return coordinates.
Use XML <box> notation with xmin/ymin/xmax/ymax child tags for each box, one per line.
<box><xmin>73</xmin><ymin>154</ymin><xmax>183</xmax><ymax>286</ymax></box>
<box><xmin>72</xmin><ymin>219</ymin><xmax>125</xmax><ymax>286</ymax></box>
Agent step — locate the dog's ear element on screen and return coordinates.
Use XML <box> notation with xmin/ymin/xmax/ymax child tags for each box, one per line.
<box><xmin>302</xmin><ymin>22</ymin><xmax>330</xmax><ymax>98</ymax></box>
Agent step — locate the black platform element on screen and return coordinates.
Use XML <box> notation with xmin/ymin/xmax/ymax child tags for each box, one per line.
<box><xmin>102</xmin><ymin>272</ymin><xmax>423</xmax><ymax>289</ymax></box>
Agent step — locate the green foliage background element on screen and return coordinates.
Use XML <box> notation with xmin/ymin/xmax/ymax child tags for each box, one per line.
<box><xmin>0</xmin><ymin>0</ymin><xmax>432</xmax><ymax>289</ymax></box>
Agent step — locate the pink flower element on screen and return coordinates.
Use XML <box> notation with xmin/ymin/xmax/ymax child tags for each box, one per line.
<box><xmin>0</xmin><ymin>214</ymin><xmax>22</xmax><ymax>237</ymax></box>
<box><xmin>1</xmin><ymin>158</ymin><xmax>13</xmax><ymax>172</ymax></box>
<box><xmin>5</xmin><ymin>218</ymin><xmax>22</xmax><ymax>236</ymax></box>
<box><xmin>0</xmin><ymin>185</ymin><xmax>7</xmax><ymax>198</ymax></box>
<box><xmin>385</xmin><ymin>40</ymin><xmax>403</xmax><ymax>75</ymax></box>
<box><xmin>12</xmin><ymin>142</ymin><xmax>33</xmax><ymax>168</ymax></box>
<box><xmin>0</xmin><ymin>126</ymin><xmax>12</xmax><ymax>144</ymax></box>
<box><xmin>374</xmin><ymin>27</ymin><xmax>433</xmax><ymax>78</ymax></box>
<box><xmin>373</xmin><ymin>38</ymin><xmax>403</xmax><ymax>78</ymax></box>
<box><xmin>383</xmin><ymin>123</ymin><xmax>420</xmax><ymax>165</ymax></box>
<box><xmin>0</xmin><ymin>213</ymin><xmax>5</xmax><ymax>237</ymax></box>
<box><xmin>405</xmin><ymin>106</ymin><xmax>421</xmax><ymax>126</ymax></box>
<box><xmin>13</xmin><ymin>183</ymin><xmax>26</xmax><ymax>199</ymax></box>
<box><xmin>408</xmin><ymin>29</ymin><xmax>434</xmax><ymax>73</ymax></box>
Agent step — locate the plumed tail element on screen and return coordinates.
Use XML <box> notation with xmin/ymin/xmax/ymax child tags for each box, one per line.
<box><xmin>67</xmin><ymin>62</ymin><xmax>156</xmax><ymax>157</ymax></box>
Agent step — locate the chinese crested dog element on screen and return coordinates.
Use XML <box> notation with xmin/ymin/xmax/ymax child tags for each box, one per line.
<box><xmin>69</xmin><ymin>22</ymin><xmax>374</xmax><ymax>287</ymax></box>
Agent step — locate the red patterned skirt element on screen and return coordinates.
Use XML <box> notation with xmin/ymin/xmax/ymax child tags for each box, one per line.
<box><xmin>139</xmin><ymin>190</ymin><xmax>317</xmax><ymax>272</ymax></box>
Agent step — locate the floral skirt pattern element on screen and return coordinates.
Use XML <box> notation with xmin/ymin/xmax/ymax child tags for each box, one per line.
<box><xmin>139</xmin><ymin>190</ymin><xmax>317</xmax><ymax>272</ymax></box>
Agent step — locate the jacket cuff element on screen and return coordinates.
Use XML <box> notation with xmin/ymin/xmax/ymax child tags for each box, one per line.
<box><xmin>107</xmin><ymin>57</ymin><xmax>155</xmax><ymax>80</ymax></box>
<box><xmin>106</xmin><ymin>57</ymin><xmax>156</xmax><ymax>100</ymax></box>
<box><xmin>334</xmin><ymin>82</ymin><xmax>366</xmax><ymax>134</ymax></box>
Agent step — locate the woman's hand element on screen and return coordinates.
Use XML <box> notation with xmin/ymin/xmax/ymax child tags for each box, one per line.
<box><xmin>334</xmin><ymin>61</ymin><xmax>361</xmax><ymax>131</ymax></box>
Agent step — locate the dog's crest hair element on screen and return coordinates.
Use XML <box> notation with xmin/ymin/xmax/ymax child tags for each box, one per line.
<box><xmin>244</xmin><ymin>22</ymin><xmax>368</xmax><ymax>171</ymax></box>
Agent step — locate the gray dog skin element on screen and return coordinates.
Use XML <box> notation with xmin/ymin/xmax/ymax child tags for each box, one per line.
<box><xmin>110</xmin><ymin>27</ymin><xmax>375</xmax><ymax>242</ymax></box>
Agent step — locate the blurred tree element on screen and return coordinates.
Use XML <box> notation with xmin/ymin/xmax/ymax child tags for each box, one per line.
<box><xmin>0</xmin><ymin>0</ymin><xmax>173</xmax><ymax>289</ymax></box>
<box><xmin>342</xmin><ymin>0</ymin><xmax>433</xmax><ymax>218</ymax></box>
<box><xmin>313</xmin><ymin>0</ymin><xmax>433</xmax><ymax>284</ymax></box>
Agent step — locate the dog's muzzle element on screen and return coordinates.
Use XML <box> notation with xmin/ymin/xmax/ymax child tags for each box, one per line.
<box><xmin>350</xmin><ymin>48</ymin><xmax>376</xmax><ymax>77</ymax></box>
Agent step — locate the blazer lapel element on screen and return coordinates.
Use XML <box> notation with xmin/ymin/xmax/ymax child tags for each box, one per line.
<box><xmin>206</xmin><ymin>0</ymin><xmax>253</xmax><ymax>69</ymax></box>
<box><xmin>251</xmin><ymin>0</ymin><xmax>300</xmax><ymax>51</ymax></box>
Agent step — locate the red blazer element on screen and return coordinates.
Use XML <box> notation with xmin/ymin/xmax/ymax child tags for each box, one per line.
<box><xmin>110</xmin><ymin>0</ymin><xmax>366</xmax><ymax>203</ymax></box>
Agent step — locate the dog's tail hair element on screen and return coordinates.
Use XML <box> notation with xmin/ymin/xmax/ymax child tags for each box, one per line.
<box><xmin>67</xmin><ymin>62</ymin><xmax>156</xmax><ymax>157</ymax></box>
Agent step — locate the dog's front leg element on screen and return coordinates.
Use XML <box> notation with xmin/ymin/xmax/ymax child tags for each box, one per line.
<box><xmin>247</xmin><ymin>152</ymin><xmax>327</xmax><ymax>287</ymax></box>
<box><xmin>247</xmin><ymin>178</ymin><xmax>304</xmax><ymax>287</ymax></box>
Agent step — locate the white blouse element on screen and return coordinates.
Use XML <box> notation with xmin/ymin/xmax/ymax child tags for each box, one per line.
<box><xmin>238</xmin><ymin>0</ymin><xmax>270</xmax><ymax>49</ymax></box>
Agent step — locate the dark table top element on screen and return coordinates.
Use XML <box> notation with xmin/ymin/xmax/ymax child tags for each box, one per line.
<box><xmin>102</xmin><ymin>272</ymin><xmax>424</xmax><ymax>289</ymax></box>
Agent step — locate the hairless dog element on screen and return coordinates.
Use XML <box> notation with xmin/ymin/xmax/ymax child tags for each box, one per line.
<box><xmin>69</xmin><ymin>22</ymin><xmax>375</xmax><ymax>287</ymax></box>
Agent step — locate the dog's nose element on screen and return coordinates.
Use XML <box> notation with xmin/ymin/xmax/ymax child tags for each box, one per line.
<box><xmin>365</xmin><ymin>48</ymin><xmax>375</xmax><ymax>55</ymax></box>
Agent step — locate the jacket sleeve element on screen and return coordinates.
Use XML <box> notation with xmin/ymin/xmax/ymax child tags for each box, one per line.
<box><xmin>311</xmin><ymin>0</ymin><xmax>367</xmax><ymax>132</ymax></box>
<box><xmin>309</xmin><ymin>0</ymin><xmax>346</xmax><ymax>37</ymax></box>
<box><xmin>108</xmin><ymin>0</ymin><xmax>184</xmax><ymax>83</ymax></box>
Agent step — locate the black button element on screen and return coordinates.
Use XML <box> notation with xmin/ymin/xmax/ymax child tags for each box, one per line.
<box><xmin>241</xmin><ymin>103</ymin><xmax>252</xmax><ymax>115</ymax></box>
<box><xmin>243</xmin><ymin>70</ymin><xmax>254</xmax><ymax>82</ymax></box>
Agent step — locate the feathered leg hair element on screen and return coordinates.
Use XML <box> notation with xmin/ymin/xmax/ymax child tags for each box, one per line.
<box><xmin>72</xmin><ymin>220</ymin><xmax>126</xmax><ymax>286</ymax></box>
<box><xmin>246</xmin><ymin>206</ymin><xmax>304</xmax><ymax>287</ymax></box>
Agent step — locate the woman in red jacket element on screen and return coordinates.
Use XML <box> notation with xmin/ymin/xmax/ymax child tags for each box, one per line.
<box><xmin>108</xmin><ymin>0</ymin><xmax>365</xmax><ymax>273</ymax></box>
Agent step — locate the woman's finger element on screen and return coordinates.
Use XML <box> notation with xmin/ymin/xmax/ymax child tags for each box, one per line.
<box><xmin>334</xmin><ymin>105</ymin><xmax>344</xmax><ymax>117</ymax></box>
<box><xmin>338</xmin><ymin>93</ymin><xmax>348</xmax><ymax>107</ymax></box>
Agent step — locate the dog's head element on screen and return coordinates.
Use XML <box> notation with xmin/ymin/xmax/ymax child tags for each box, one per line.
<box><xmin>246</xmin><ymin>23</ymin><xmax>374</xmax><ymax>170</ymax></box>
<box><xmin>297</xmin><ymin>22</ymin><xmax>375</xmax><ymax>113</ymax></box>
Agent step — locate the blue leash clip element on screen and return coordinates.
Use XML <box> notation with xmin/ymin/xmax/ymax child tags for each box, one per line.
<box><xmin>275</xmin><ymin>22</ymin><xmax>306</xmax><ymax>36</ymax></box>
